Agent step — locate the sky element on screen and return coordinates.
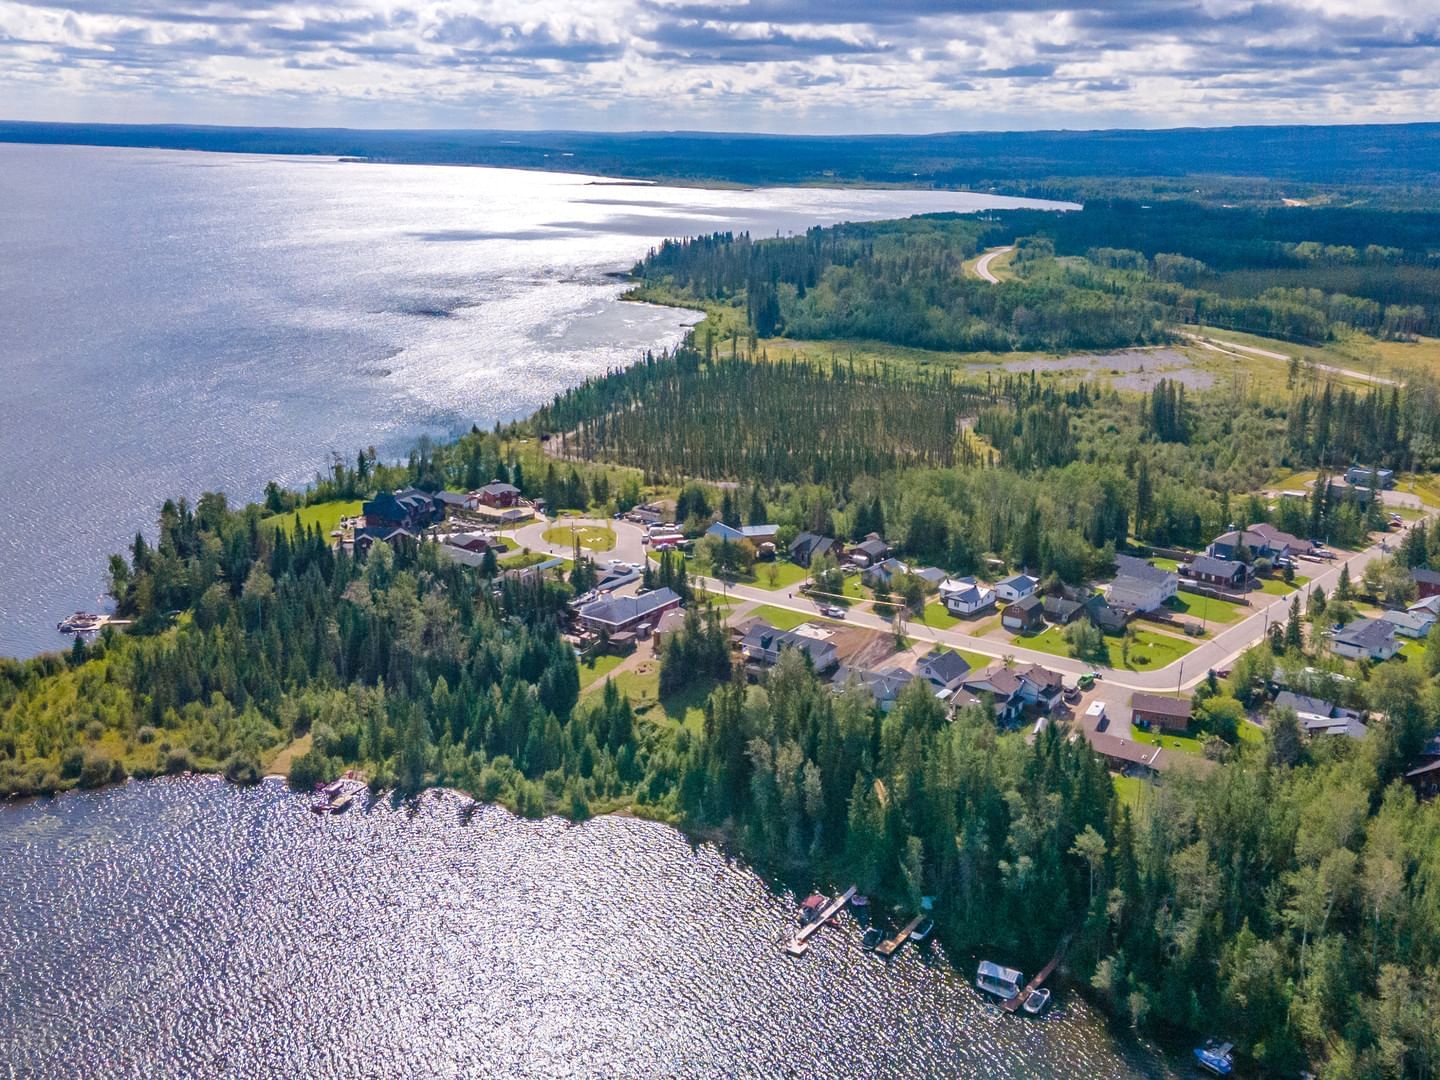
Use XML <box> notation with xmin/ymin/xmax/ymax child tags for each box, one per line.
<box><xmin>2</xmin><ymin>0</ymin><xmax>1439</xmax><ymax>133</ymax></box>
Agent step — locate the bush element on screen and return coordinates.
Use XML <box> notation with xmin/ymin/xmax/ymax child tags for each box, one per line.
<box><xmin>163</xmin><ymin>748</ymin><xmax>194</xmax><ymax>775</ymax></box>
<box><xmin>288</xmin><ymin>747</ymin><xmax>328</xmax><ymax>791</ymax></box>
<box><xmin>223</xmin><ymin>751</ymin><xmax>261</xmax><ymax>785</ymax></box>
<box><xmin>136</xmin><ymin>726</ymin><xmax>159</xmax><ymax>745</ymax></box>
<box><xmin>78</xmin><ymin>749</ymin><xmax>122</xmax><ymax>788</ymax></box>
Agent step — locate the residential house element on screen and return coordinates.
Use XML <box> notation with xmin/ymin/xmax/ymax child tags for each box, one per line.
<box><xmin>1330</xmin><ymin>618</ymin><xmax>1400</xmax><ymax>662</ymax></box>
<box><xmin>911</xmin><ymin>566</ymin><xmax>948</xmax><ymax>590</ymax></box>
<box><xmin>1130</xmin><ymin>692</ymin><xmax>1191</xmax><ymax>733</ymax></box>
<box><xmin>847</xmin><ymin>533</ymin><xmax>891</xmax><ymax>567</ymax></box>
<box><xmin>789</xmin><ymin>531</ymin><xmax>839</xmax><ymax>567</ymax></box>
<box><xmin>961</xmin><ymin>667</ymin><xmax>1026</xmax><ymax>722</ymax></box>
<box><xmin>436</xmin><ymin>491</ymin><xmax>470</xmax><ymax>513</ymax></box>
<box><xmin>475</xmin><ymin>481</ymin><xmax>521</xmax><ymax>509</ymax></box>
<box><xmin>1186</xmin><ymin>554</ymin><xmax>1248</xmax><ymax>590</ymax></box>
<box><xmin>939</xmin><ymin>576</ymin><xmax>997</xmax><ymax>617</ymax></box>
<box><xmin>1413</xmin><ymin>568</ymin><xmax>1440</xmax><ymax>599</ymax></box>
<box><xmin>1410</xmin><ymin>594</ymin><xmax>1440</xmax><ymax>617</ymax></box>
<box><xmin>706</xmin><ymin>522</ymin><xmax>780</xmax><ymax>550</ymax></box>
<box><xmin>995</xmin><ymin>573</ymin><xmax>1038</xmax><ymax>603</ymax></box>
<box><xmin>1206</xmin><ymin>523</ymin><xmax>1312</xmax><ymax>564</ymax></box>
<box><xmin>1087</xmin><ymin>730</ymin><xmax>1164</xmax><ymax>775</ymax></box>
<box><xmin>1108</xmin><ymin>555</ymin><xmax>1178</xmax><ymax>612</ymax></box>
<box><xmin>1085</xmin><ymin>595</ymin><xmax>1131</xmax><ymax>634</ymax></box>
<box><xmin>1002</xmin><ymin>593</ymin><xmax>1045</xmax><ymax>633</ymax></box>
<box><xmin>1381</xmin><ymin>608</ymin><xmax>1436</xmax><ymax>639</ymax></box>
<box><xmin>862</xmin><ymin>557</ymin><xmax>911</xmax><ymax>590</ymax></box>
<box><xmin>1011</xmin><ymin>663</ymin><xmax>1066</xmax><ymax>711</ymax></box>
<box><xmin>739</xmin><ymin>621</ymin><xmax>840</xmax><ymax>674</ymax></box>
<box><xmin>1405</xmin><ymin>736</ymin><xmax>1440</xmax><ymax>798</ymax></box>
<box><xmin>1043</xmin><ymin>595</ymin><xmax>1087</xmax><ymax>625</ymax></box>
<box><xmin>576</xmin><ymin>588</ymin><xmax>681</xmax><ymax>636</ymax></box>
<box><xmin>363</xmin><ymin>487</ymin><xmax>443</xmax><ymax>532</ymax></box>
<box><xmin>1273</xmin><ymin>691</ymin><xmax>1367</xmax><ymax>739</ymax></box>
<box><xmin>832</xmin><ymin>666</ymin><xmax>914</xmax><ymax>711</ymax></box>
<box><xmin>918</xmin><ymin>649</ymin><xmax>972</xmax><ymax>694</ymax></box>
<box><xmin>1346</xmin><ymin>465</ymin><xmax>1395</xmax><ymax>489</ymax></box>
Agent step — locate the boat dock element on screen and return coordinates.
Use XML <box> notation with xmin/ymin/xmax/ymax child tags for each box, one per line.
<box><xmin>874</xmin><ymin>914</ymin><xmax>924</xmax><ymax>958</ymax></box>
<box><xmin>781</xmin><ymin>885</ymin><xmax>856</xmax><ymax>956</ymax></box>
<box><xmin>1001</xmin><ymin>936</ymin><xmax>1070</xmax><ymax>1013</ymax></box>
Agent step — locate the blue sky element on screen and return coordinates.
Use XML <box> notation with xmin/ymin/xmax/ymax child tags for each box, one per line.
<box><xmin>2</xmin><ymin>0</ymin><xmax>1438</xmax><ymax>132</ymax></box>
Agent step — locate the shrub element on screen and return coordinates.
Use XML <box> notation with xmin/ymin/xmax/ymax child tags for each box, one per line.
<box><xmin>78</xmin><ymin>749</ymin><xmax>122</xmax><ymax>788</ymax></box>
<box><xmin>223</xmin><ymin>751</ymin><xmax>261</xmax><ymax>785</ymax></box>
<box><xmin>163</xmin><ymin>748</ymin><xmax>194</xmax><ymax>775</ymax></box>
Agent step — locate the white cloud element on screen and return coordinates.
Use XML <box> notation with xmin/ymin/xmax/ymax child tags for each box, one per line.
<box><xmin>0</xmin><ymin>0</ymin><xmax>1437</xmax><ymax>129</ymax></box>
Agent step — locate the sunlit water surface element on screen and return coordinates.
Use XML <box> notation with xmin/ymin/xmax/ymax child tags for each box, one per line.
<box><xmin>0</xmin><ymin>778</ymin><xmax>1174</xmax><ymax>1078</ymax></box>
<box><xmin>0</xmin><ymin>143</ymin><xmax>1073</xmax><ymax>657</ymax></box>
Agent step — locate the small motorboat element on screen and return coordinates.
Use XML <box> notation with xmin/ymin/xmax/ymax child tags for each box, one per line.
<box><xmin>1194</xmin><ymin>1040</ymin><xmax>1235</xmax><ymax>1076</ymax></box>
<box><xmin>783</xmin><ymin>939</ymin><xmax>810</xmax><ymax>958</ymax></box>
<box><xmin>1022</xmin><ymin>988</ymin><xmax>1051</xmax><ymax>1015</ymax></box>
<box><xmin>909</xmin><ymin>918</ymin><xmax>934</xmax><ymax>942</ymax></box>
<box><xmin>799</xmin><ymin>894</ymin><xmax>828</xmax><ymax>924</ymax></box>
<box><xmin>861</xmin><ymin>926</ymin><xmax>883</xmax><ymax>951</ymax></box>
<box><xmin>850</xmin><ymin>894</ymin><xmax>870</xmax><ymax>910</ymax></box>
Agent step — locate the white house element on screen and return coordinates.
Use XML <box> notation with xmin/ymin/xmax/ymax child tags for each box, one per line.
<box><xmin>1330</xmin><ymin>618</ymin><xmax>1400</xmax><ymax>662</ymax></box>
<box><xmin>1382</xmin><ymin>608</ymin><xmax>1437</xmax><ymax>639</ymax></box>
<box><xmin>1107</xmin><ymin>555</ymin><xmax>1178</xmax><ymax>613</ymax></box>
<box><xmin>995</xmin><ymin>573</ymin><xmax>1038</xmax><ymax>603</ymax></box>
<box><xmin>939</xmin><ymin>576</ymin><xmax>996</xmax><ymax>617</ymax></box>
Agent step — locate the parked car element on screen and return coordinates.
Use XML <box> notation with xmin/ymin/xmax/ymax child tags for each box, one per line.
<box><xmin>819</xmin><ymin>605</ymin><xmax>846</xmax><ymax>619</ymax></box>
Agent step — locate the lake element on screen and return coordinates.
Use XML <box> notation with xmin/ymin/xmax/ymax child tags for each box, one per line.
<box><xmin>0</xmin><ymin>778</ymin><xmax>1174</xmax><ymax>1078</ymax></box>
<box><xmin>0</xmin><ymin>142</ymin><xmax>1072</xmax><ymax>658</ymax></box>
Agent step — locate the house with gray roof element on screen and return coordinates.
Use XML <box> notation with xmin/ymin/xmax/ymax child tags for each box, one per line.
<box><xmin>995</xmin><ymin>573</ymin><xmax>1038</xmax><ymax>603</ymax></box>
<box><xmin>939</xmin><ymin>576</ymin><xmax>996</xmax><ymax>616</ymax></box>
<box><xmin>1382</xmin><ymin>608</ymin><xmax>1436</xmax><ymax>639</ymax></box>
<box><xmin>576</xmin><ymin>588</ymin><xmax>682</xmax><ymax>635</ymax></box>
<box><xmin>918</xmin><ymin>649</ymin><xmax>972</xmax><ymax>693</ymax></box>
<box><xmin>1186</xmin><ymin>554</ymin><xmax>1248</xmax><ymax>590</ymax></box>
<box><xmin>1108</xmin><ymin>555</ymin><xmax>1178</xmax><ymax>613</ymax></box>
<box><xmin>832</xmin><ymin>666</ymin><xmax>915</xmax><ymax>711</ymax></box>
<box><xmin>739</xmin><ymin>621</ymin><xmax>839</xmax><ymax>674</ymax></box>
<box><xmin>789</xmin><ymin>531</ymin><xmax>839</xmax><ymax>567</ymax></box>
<box><xmin>1330</xmin><ymin>618</ymin><xmax>1400</xmax><ymax>662</ymax></box>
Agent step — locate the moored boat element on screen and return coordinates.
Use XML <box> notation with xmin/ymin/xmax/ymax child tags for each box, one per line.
<box><xmin>975</xmin><ymin>960</ymin><xmax>1024</xmax><ymax>1001</ymax></box>
<box><xmin>1194</xmin><ymin>1040</ymin><xmax>1234</xmax><ymax>1076</ymax></box>
<box><xmin>909</xmin><ymin>917</ymin><xmax>934</xmax><ymax>942</ymax></box>
<box><xmin>1022</xmin><ymin>987</ymin><xmax>1050</xmax><ymax>1015</ymax></box>
<box><xmin>861</xmin><ymin>926</ymin><xmax>883</xmax><ymax>951</ymax></box>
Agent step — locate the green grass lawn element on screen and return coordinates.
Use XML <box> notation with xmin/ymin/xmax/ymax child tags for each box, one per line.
<box><xmin>261</xmin><ymin>499</ymin><xmax>363</xmax><ymax>538</ymax></box>
<box><xmin>750</xmin><ymin>560</ymin><xmax>811</xmax><ymax>592</ymax></box>
<box><xmin>1237</xmin><ymin>720</ymin><xmax>1265</xmax><ymax>746</ymax></box>
<box><xmin>1170</xmin><ymin>590</ymin><xmax>1246</xmax><ymax>625</ymax></box>
<box><xmin>1152</xmin><ymin>557</ymin><xmax>1180</xmax><ymax>572</ymax></box>
<box><xmin>578</xmin><ymin>652</ymin><xmax>626</xmax><ymax>689</ymax></box>
<box><xmin>542</xmin><ymin>524</ymin><xmax>616</xmax><ymax>552</ymax></box>
<box><xmin>1257</xmin><ymin>575</ymin><xmax>1306</xmax><ymax>596</ymax></box>
<box><xmin>1399</xmin><ymin>638</ymin><xmax>1427</xmax><ymax>664</ymax></box>
<box><xmin>501</xmin><ymin>550</ymin><xmax>556</xmax><ymax>569</ymax></box>
<box><xmin>919</xmin><ymin>601</ymin><xmax>962</xmax><ymax>629</ymax></box>
<box><xmin>956</xmin><ymin>649</ymin><xmax>994</xmax><ymax>672</ymax></box>
<box><xmin>746</xmin><ymin>603</ymin><xmax>842</xmax><ymax>630</ymax></box>
<box><xmin>1131</xmin><ymin>727</ymin><xmax>1205</xmax><ymax>755</ymax></box>
<box><xmin>1112</xmin><ymin>774</ymin><xmax>1151</xmax><ymax>810</ymax></box>
<box><xmin>1015</xmin><ymin>624</ymin><xmax>1196</xmax><ymax>671</ymax></box>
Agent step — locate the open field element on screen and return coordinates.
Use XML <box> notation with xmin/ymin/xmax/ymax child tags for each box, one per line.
<box><xmin>583</xmin><ymin>659</ymin><xmax>714</xmax><ymax>734</ymax></box>
<box><xmin>578</xmin><ymin>652</ymin><xmax>626</xmax><ymax>689</ymax></box>
<box><xmin>261</xmin><ymin>499</ymin><xmax>362</xmax><ymax>538</ymax></box>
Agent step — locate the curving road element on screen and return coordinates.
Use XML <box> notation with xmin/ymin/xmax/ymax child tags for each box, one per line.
<box><xmin>972</xmin><ymin>245</ymin><xmax>1015</xmax><ymax>284</ymax></box>
<box><xmin>516</xmin><ymin>515</ymin><xmax>1421</xmax><ymax>694</ymax></box>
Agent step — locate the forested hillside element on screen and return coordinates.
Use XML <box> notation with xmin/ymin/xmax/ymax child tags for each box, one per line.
<box><xmin>633</xmin><ymin>201</ymin><xmax>1440</xmax><ymax>348</ymax></box>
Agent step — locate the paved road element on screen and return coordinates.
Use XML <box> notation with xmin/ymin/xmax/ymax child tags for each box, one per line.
<box><xmin>1181</xmin><ymin>331</ymin><xmax>1400</xmax><ymax>387</ymax></box>
<box><xmin>973</xmin><ymin>245</ymin><xmax>1014</xmax><ymax>284</ymax></box>
<box><xmin>518</xmin><ymin>516</ymin><xmax>1419</xmax><ymax>693</ymax></box>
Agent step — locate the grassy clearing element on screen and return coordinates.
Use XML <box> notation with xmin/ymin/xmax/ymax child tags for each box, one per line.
<box><xmin>1152</xmin><ymin>557</ymin><xmax>1180</xmax><ymax>572</ymax></box>
<box><xmin>543</xmin><ymin>524</ymin><xmax>616</xmax><ymax>552</ymax></box>
<box><xmin>1015</xmin><ymin>625</ymin><xmax>1197</xmax><ymax>671</ymax></box>
<box><xmin>1271</xmin><ymin>468</ymin><xmax>1320</xmax><ymax>492</ymax></box>
<box><xmin>1131</xmin><ymin>727</ymin><xmax>1205</xmax><ymax>755</ymax></box>
<box><xmin>750</xmin><ymin>560</ymin><xmax>811</xmax><ymax>591</ymax></box>
<box><xmin>920</xmin><ymin>601</ymin><xmax>962</xmax><ymax>629</ymax></box>
<box><xmin>586</xmin><ymin>659</ymin><xmax>713</xmax><ymax>734</ymax></box>
<box><xmin>261</xmin><ymin>499</ymin><xmax>363</xmax><ymax>538</ymax></box>
<box><xmin>578</xmin><ymin>652</ymin><xmax>626</xmax><ymax>689</ymax></box>
<box><xmin>1399</xmin><ymin>639</ymin><xmax>1427</xmax><ymax>665</ymax></box>
<box><xmin>1170</xmin><ymin>590</ymin><xmax>1247</xmax><ymax>625</ymax></box>
<box><xmin>263</xmin><ymin>733</ymin><xmax>313</xmax><ymax>777</ymax></box>
<box><xmin>1237</xmin><ymin>720</ymin><xmax>1265</xmax><ymax>746</ymax></box>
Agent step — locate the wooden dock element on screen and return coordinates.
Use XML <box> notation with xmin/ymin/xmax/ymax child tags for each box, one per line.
<box><xmin>874</xmin><ymin>914</ymin><xmax>924</xmax><ymax>958</ymax></box>
<box><xmin>1001</xmin><ymin>936</ymin><xmax>1070</xmax><ymax>1012</ymax></box>
<box><xmin>782</xmin><ymin>885</ymin><xmax>856</xmax><ymax>956</ymax></box>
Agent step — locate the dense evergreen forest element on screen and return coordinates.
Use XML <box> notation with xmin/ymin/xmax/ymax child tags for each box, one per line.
<box><xmin>632</xmin><ymin>201</ymin><xmax>1440</xmax><ymax>348</ymax></box>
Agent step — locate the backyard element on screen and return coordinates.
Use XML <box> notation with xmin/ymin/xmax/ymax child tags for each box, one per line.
<box><xmin>260</xmin><ymin>499</ymin><xmax>363</xmax><ymax>538</ymax></box>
